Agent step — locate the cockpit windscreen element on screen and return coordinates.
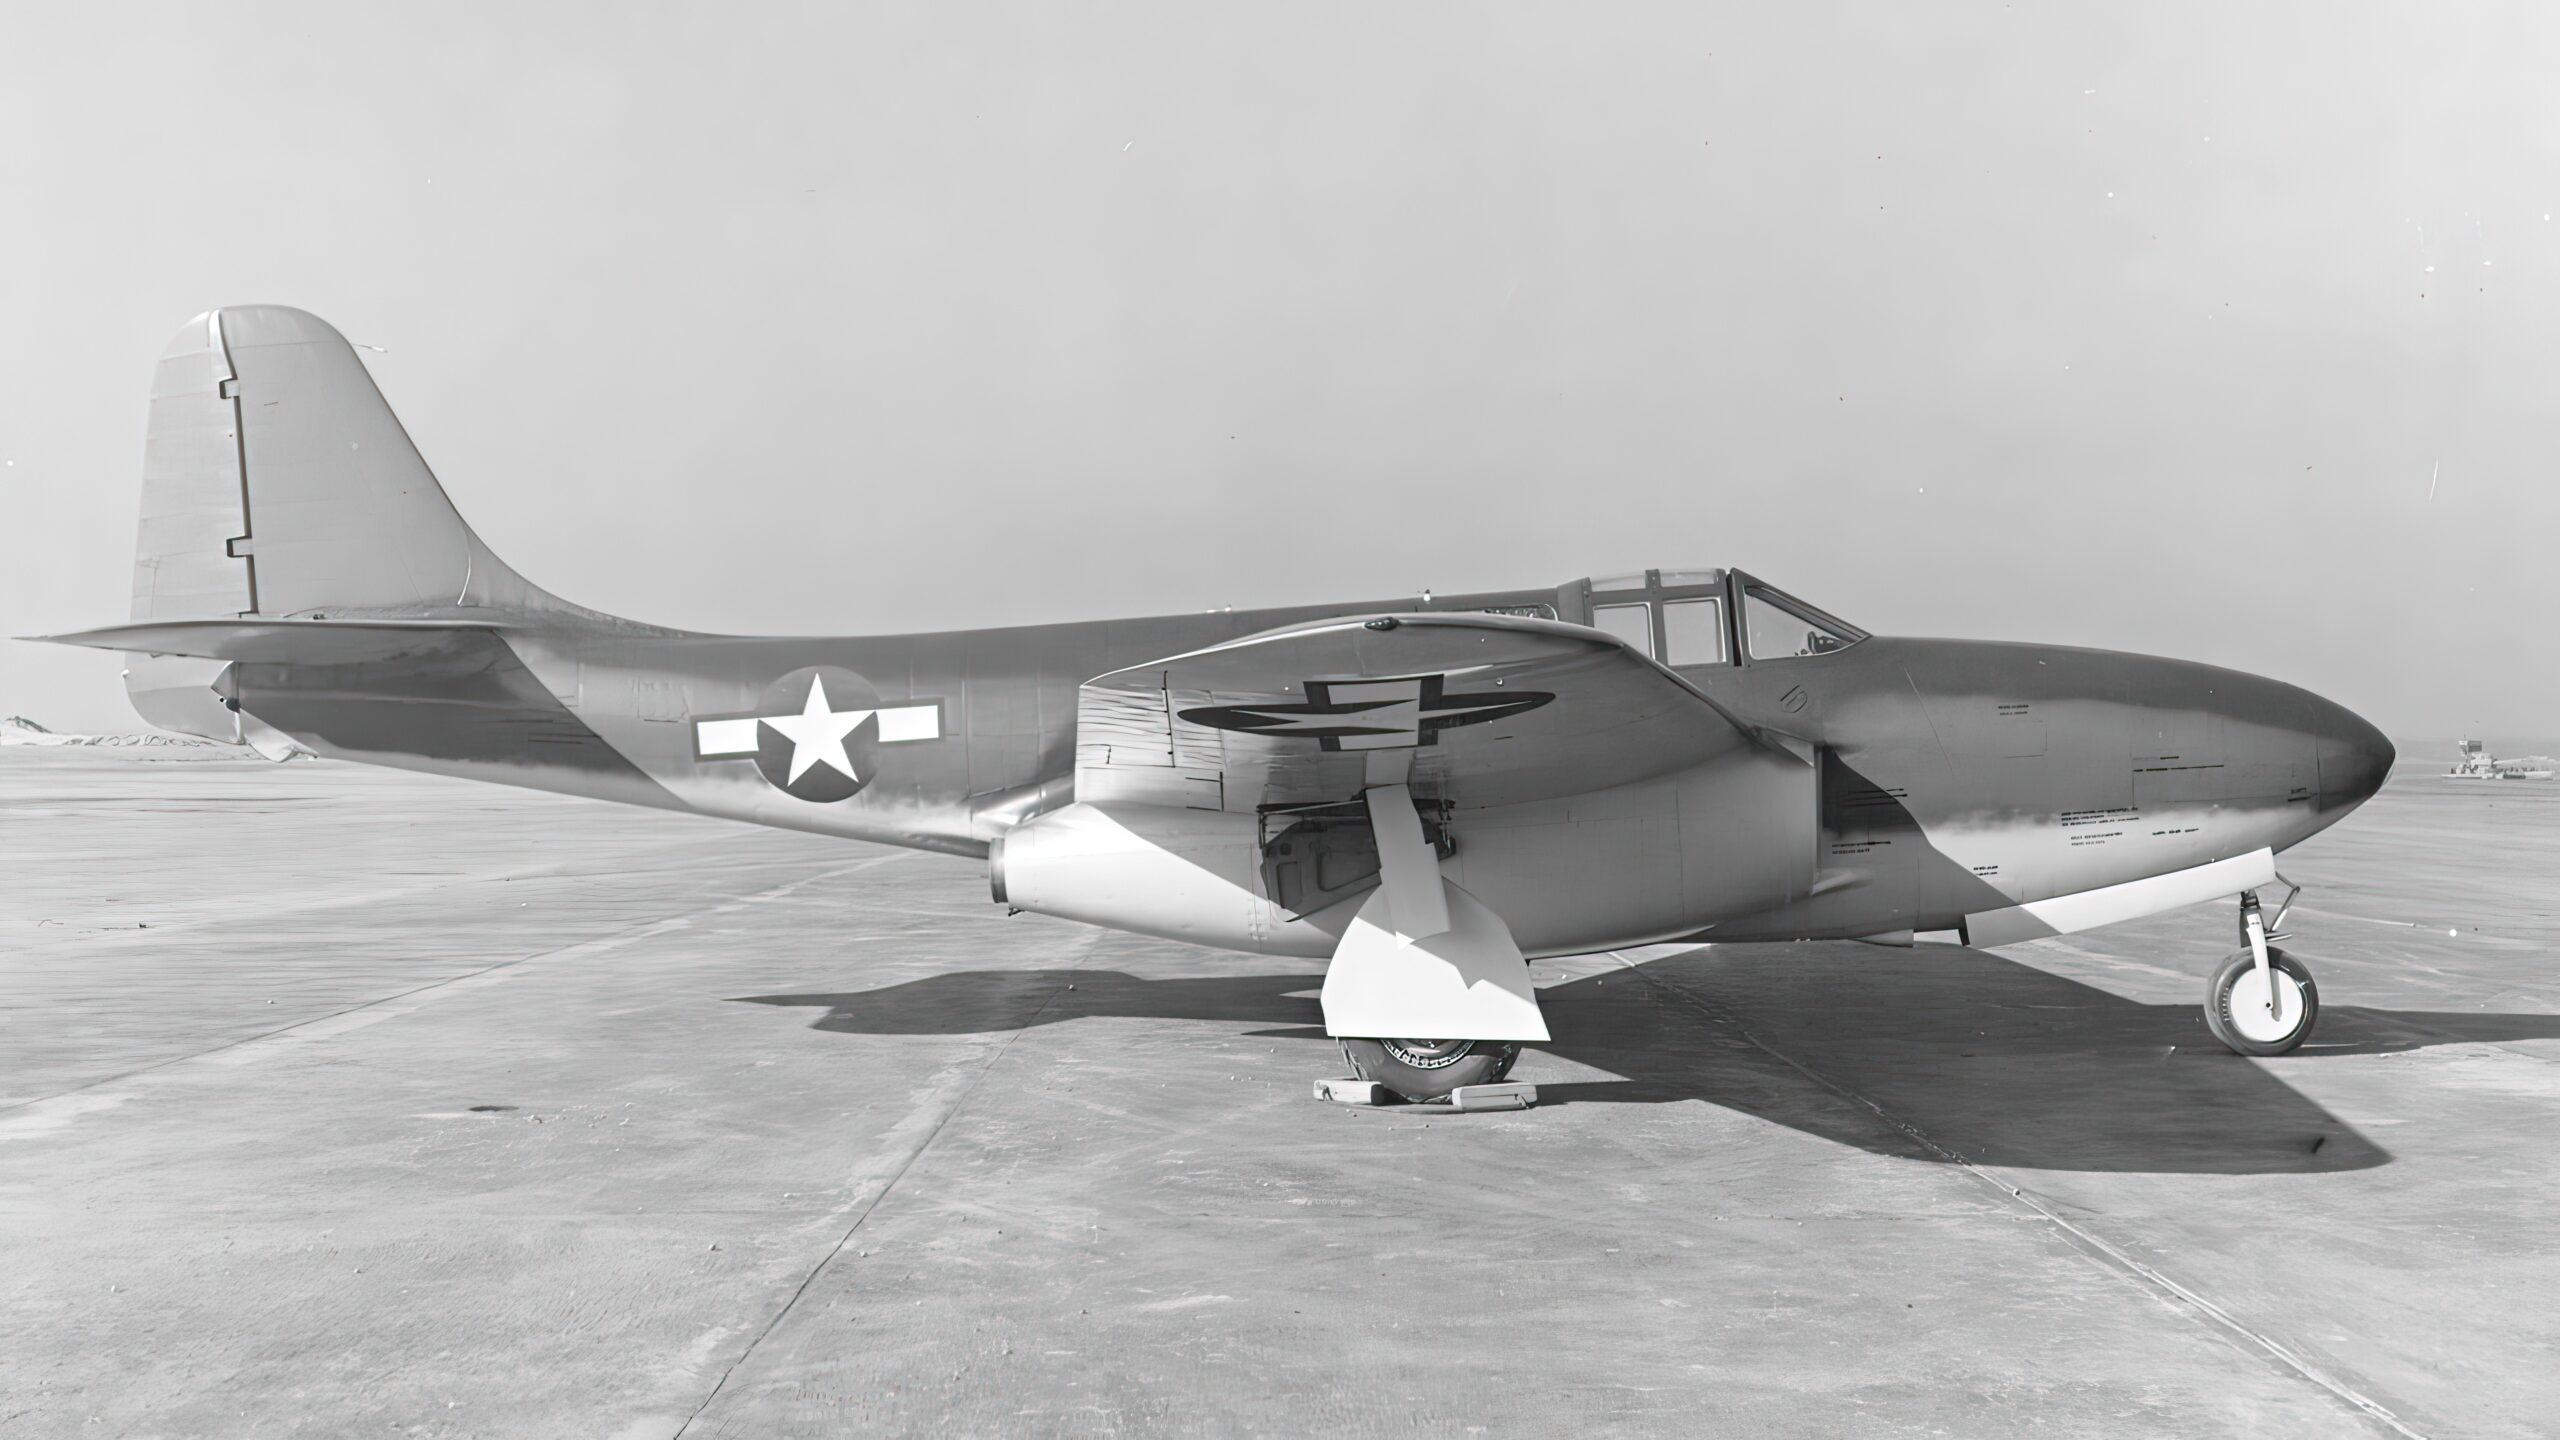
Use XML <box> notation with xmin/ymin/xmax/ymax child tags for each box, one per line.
<box><xmin>1741</xmin><ymin>583</ymin><xmax>1864</xmax><ymax>659</ymax></box>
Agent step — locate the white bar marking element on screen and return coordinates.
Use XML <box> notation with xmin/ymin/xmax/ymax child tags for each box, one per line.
<box><xmin>701</xmin><ymin>702</ymin><xmax>937</xmax><ymax>758</ymax></box>
<box><xmin>875</xmin><ymin>703</ymin><xmax>940</xmax><ymax>743</ymax></box>
<box><xmin>695</xmin><ymin>717</ymin><xmax>761</xmax><ymax>756</ymax></box>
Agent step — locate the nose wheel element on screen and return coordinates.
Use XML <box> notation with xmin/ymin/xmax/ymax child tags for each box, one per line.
<box><xmin>2203</xmin><ymin>886</ymin><xmax>2320</xmax><ymax>1055</ymax></box>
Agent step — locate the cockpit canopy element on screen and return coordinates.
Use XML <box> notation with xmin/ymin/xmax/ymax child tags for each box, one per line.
<box><xmin>1565</xmin><ymin>568</ymin><xmax>1865</xmax><ymax>668</ymax></box>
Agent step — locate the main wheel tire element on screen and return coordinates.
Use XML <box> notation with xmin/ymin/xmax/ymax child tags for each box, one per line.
<box><xmin>1339</xmin><ymin>1038</ymin><xmax>1521</xmax><ymax>1104</ymax></box>
<box><xmin>2202</xmin><ymin>947</ymin><xmax>2319</xmax><ymax>1056</ymax></box>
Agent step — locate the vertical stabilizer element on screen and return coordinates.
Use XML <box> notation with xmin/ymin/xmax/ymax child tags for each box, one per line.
<box><xmin>132</xmin><ymin>305</ymin><xmax>554</xmax><ymax>623</ymax></box>
<box><xmin>121</xmin><ymin>305</ymin><xmax>617</xmax><ymax>739</ymax></box>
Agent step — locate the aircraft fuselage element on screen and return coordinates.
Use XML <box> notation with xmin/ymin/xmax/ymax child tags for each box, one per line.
<box><xmin>224</xmin><ymin>573</ymin><xmax>2391</xmax><ymax>956</ymax></box>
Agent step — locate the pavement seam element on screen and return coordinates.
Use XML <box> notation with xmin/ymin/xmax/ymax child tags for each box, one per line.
<box><xmin>15</xmin><ymin>823</ymin><xmax>837</xmax><ymax>948</ymax></box>
<box><xmin>1607</xmin><ymin>949</ymin><xmax>2431</xmax><ymax>1440</ymax></box>
<box><xmin>674</xmin><ymin>934</ymin><xmax>1101</xmax><ymax>1439</ymax></box>
<box><xmin>0</xmin><ymin>855</ymin><xmax>904</xmax><ymax>1119</ymax></box>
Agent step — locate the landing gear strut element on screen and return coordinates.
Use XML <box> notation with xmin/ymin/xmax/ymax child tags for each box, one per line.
<box><xmin>2203</xmin><ymin>884</ymin><xmax>2319</xmax><ymax>1055</ymax></box>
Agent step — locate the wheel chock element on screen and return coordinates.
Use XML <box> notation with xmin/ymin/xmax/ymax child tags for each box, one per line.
<box><xmin>1449</xmin><ymin>1082</ymin><xmax>1537</xmax><ymax>1112</ymax></box>
<box><xmin>1309</xmin><ymin>1078</ymin><xmax>1539</xmax><ymax>1110</ymax></box>
<box><xmin>1312</xmin><ymin>1077</ymin><xmax>1386</xmax><ymax>1106</ymax></box>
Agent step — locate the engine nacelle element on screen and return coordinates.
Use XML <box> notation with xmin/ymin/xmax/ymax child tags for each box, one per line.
<box><xmin>989</xmin><ymin>802</ymin><xmax>1342</xmax><ymax>957</ymax></box>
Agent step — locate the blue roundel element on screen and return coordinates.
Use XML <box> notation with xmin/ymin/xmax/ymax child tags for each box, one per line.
<box><xmin>747</xmin><ymin>665</ymin><xmax>882</xmax><ymax>803</ymax></box>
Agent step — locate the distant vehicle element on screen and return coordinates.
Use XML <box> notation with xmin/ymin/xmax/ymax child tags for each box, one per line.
<box><xmin>35</xmin><ymin>307</ymin><xmax>2396</xmax><ymax>1101</ymax></box>
<box><xmin>2444</xmin><ymin>739</ymin><xmax>2555</xmax><ymax>782</ymax></box>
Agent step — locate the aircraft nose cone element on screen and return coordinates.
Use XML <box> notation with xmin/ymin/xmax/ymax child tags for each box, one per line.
<box><xmin>2316</xmin><ymin>699</ymin><xmax>2394</xmax><ymax>810</ymax></box>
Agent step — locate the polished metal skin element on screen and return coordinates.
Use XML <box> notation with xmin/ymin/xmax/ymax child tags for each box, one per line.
<box><xmin>42</xmin><ymin>307</ymin><xmax>2394</xmax><ymax>999</ymax></box>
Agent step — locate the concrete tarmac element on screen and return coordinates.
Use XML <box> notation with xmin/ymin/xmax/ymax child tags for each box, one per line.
<box><xmin>3</xmin><ymin>748</ymin><xmax>2555</xmax><ymax>1438</ymax></box>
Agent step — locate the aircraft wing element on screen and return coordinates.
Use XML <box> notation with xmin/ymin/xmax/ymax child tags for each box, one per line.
<box><xmin>1076</xmin><ymin>612</ymin><xmax>1770</xmax><ymax>812</ymax></box>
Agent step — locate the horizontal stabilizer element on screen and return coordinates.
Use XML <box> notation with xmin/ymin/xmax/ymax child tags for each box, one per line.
<box><xmin>29</xmin><ymin>617</ymin><xmax>506</xmax><ymax>665</ymax></box>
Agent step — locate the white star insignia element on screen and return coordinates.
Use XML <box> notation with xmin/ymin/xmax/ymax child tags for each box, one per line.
<box><xmin>761</xmin><ymin>674</ymin><xmax>868</xmax><ymax>784</ymax></box>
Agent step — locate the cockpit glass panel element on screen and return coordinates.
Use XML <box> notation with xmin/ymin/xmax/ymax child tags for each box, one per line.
<box><xmin>1591</xmin><ymin>602</ymin><xmax>1653</xmax><ymax>657</ymax></box>
<box><xmin>1662</xmin><ymin>598</ymin><xmax>1727</xmax><ymax>665</ymax></box>
<box><xmin>1588</xmin><ymin>573</ymin><xmax>1649</xmax><ymax>593</ymax></box>
<box><xmin>1655</xmin><ymin>568</ymin><xmax>1721</xmax><ymax>589</ymax></box>
<box><xmin>1743</xmin><ymin>586</ymin><xmax>1857</xmax><ymax>659</ymax></box>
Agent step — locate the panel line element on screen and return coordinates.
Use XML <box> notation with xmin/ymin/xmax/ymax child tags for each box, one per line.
<box><xmin>0</xmin><ymin>855</ymin><xmax>904</xmax><ymax>1119</ymax></box>
<box><xmin>674</xmin><ymin>934</ymin><xmax>1100</xmax><ymax>1438</ymax></box>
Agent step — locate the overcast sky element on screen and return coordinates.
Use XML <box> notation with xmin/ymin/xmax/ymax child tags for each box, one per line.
<box><xmin>4</xmin><ymin>3</ymin><xmax>2553</xmax><ymax>743</ymax></box>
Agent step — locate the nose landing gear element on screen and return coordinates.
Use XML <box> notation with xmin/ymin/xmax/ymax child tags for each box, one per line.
<box><xmin>2203</xmin><ymin>884</ymin><xmax>2319</xmax><ymax>1055</ymax></box>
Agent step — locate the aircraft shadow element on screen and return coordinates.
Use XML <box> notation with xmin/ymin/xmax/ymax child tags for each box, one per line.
<box><xmin>731</xmin><ymin>947</ymin><xmax>2560</xmax><ymax>1176</ymax></box>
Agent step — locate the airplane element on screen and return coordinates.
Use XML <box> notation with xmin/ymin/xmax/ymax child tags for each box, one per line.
<box><xmin>33</xmin><ymin>306</ymin><xmax>2396</xmax><ymax>1105</ymax></box>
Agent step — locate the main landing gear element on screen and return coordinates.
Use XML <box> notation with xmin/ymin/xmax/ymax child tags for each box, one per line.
<box><xmin>2203</xmin><ymin>883</ymin><xmax>2319</xmax><ymax>1056</ymax></box>
<box><xmin>1313</xmin><ymin>783</ymin><xmax>1544</xmax><ymax>1111</ymax></box>
<box><xmin>1337</xmin><ymin>1037</ymin><xmax>1522</xmax><ymax>1102</ymax></box>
